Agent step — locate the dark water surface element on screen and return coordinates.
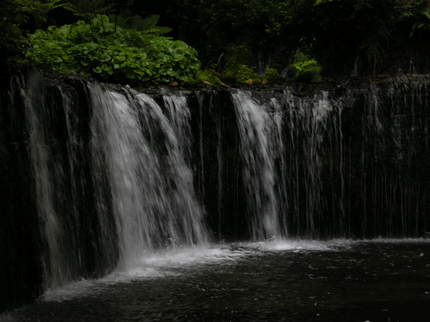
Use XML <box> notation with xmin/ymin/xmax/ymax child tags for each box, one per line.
<box><xmin>2</xmin><ymin>240</ymin><xmax>430</xmax><ymax>322</ymax></box>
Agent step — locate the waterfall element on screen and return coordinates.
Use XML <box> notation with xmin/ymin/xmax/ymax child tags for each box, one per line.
<box><xmin>230</xmin><ymin>89</ymin><xmax>345</xmax><ymax>239</ymax></box>
<box><xmin>3</xmin><ymin>69</ymin><xmax>209</xmax><ymax>297</ymax></box>
<box><xmin>21</xmin><ymin>71</ymin><xmax>69</xmax><ymax>288</ymax></box>
<box><xmin>89</xmin><ymin>86</ymin><xmax>208</xmax><ymax>268</ymax></box>
<box><xmin>268</xmin><ymin>96</ymin><xmax>289</xmax><ymax>236</ymax></box>
<box><xmin>90</xmin><ymin>86</ymin><xmax>158</xmax><ymax>266</ymax></box>
<box><xmin>353</xmin><ymin>76</ymin><xmax>430</xmax><ymax>237</ymax></box>
<box><xmin>281</xmin><ymin>89</ymin><xmax>345</xmax><ymax>238</ymax></box>
<box><xmin>2</xmin><ymin>67</ymin><xmax>430</xmax><ymax>313</ymax></box>
<box><xmin>231</xmin><ymin>90</ymin><xmax>280</xmax><ymax>240</ymax></box>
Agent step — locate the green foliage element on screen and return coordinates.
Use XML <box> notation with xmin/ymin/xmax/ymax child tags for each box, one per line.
<box><xmin>288</xmin><ymin>51</ymin><xmax>322</xmax><ymax>82</ymax></box>
<box><xmin>314</xmin><ymin>0</ymin><xmax>333</xmax><ymax>5</ymax></box>
<box><xmin>291</xmin><ymin>0</ymin><xmax>430</xmax><ymax>74</ymax></box>
<box><xmin>22</xmin><ymin>15</ymin><xmax>200</xmax><ymax>85</ymax></box>
<box><xmin>0</xmin><ymin>0</ymin><xmax>27</xmax><ymax>60</ymax></box>
<box><xmin>16</xmin><ymin>0</ymin><xmax>64</xmax><ymax>28</ymax></box>
<box><xmin>110</xmin><ymin>10</ymin><xmax>172</xmax><ymax>36</ymax></box>
<box><xmin>264</xmin><ymin>68</ymin><xmax>283</xmax><ymax>80</ymax></box>
<box><xmin>237</xmin><ymin>64</ymin><xmax>261</xmax><ymax>84</ymax></box>
<box><xmin>223</xmin><ymin>45</ymin><xmax>254</xmax><ymax>69</ymax></box>
<box><xmin>5</xmin><ymin>0</ymin><xmax>430</xmax><ymax>80</ymax></box>
<box><xmin>397</xmin><ymin>0</ymin><xmax>430</xmax><ymax>31</ymax></box>
<box><xmin>196</xmin><ymin>69</ymin><xmax>223</xmax><ymax>85</ymax></box>
<box><xmin>221</xmin><ymin>45</ymin><xmax>261</xmax><ymax>84</ymax></box>
<box><xmin>223</xmin><ymin>64</ymin><xmax>261</xmax><ymax>84</ymax></box>
<box><xmin>193</xmin><ymin>0</ymin><xmax>280</xmax><ymax>29</ymax></box>
<box><xmin>63</xmin><ymin>0</ymin><xmax>116</xmax><ymax>21</ymax></box>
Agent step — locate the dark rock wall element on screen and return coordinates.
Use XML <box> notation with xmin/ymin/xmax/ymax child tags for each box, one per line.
<box><xmin>0</xmin><ymin>66</ymin><xmax>43</xmax><ymax>313</ymax></box>
<box><xmin>344</xmin><ymin>77</ymin><xmax>430</xmax><ymax>238</ymax></box>
<box><xmin>189</xmin><ymin>90</ymin><xmax>247</xmax><ymax>241</ymax></box>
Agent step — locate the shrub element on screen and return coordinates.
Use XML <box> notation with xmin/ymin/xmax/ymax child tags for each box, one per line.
<box><xmin>264</xmin><ymin>68</ymin><xmax>283</xmax><ymax>80</ymax></box>
<box><xmin>288</xmin><ymin>51</ymin><xmax>322</xmax><ymax>83</ymax></box>
<box><xmin>221</xmin><ymin>45</ymin><xmax>261</xmax><ymax>84</ymax></box>
<box><xmin>23</xmin><ymin>15</ymin><xmax>201</xmax><ymax>85</ymax></box>
<box><xmin>196</xmin><ymin>69</ymin><xmax>223</xmax><ymax>85</ymax></box>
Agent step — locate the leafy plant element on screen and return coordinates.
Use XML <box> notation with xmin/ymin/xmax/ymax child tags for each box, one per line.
<box><xmin>221</xmin><ymin>45</ymin><xmax>261</xmax><ymax>84</ymax></box>
<box><xmin>16</xmin><ymin>0</ymin><xmax>64</xmax><ymax>28</ymax></box>
<box><xmin>22</xmin><ymin>14</ymin><xmax>201</xmax><ymax>85</ymax></box>
<box><xmin>222</xmin><ymin>63</ymin><xmax>261</xmax><ymax>84</ymax></box>
<box><xmin>63</xmin><ymin>0</ymin><xmax>116</xmax><ymax>22</ymax></box>
<box><xmin>110</xmin><ymin>10</ymin><xmax>172</xmax><ymax>36</ymax></box>
<box><xmin>397</xmin><ymin>0</ymin><xmax>430</xmax><ymax>31</ymax></box>
<box><xmin>0</xmin><ymin>0</ymin><xmax>25</xmax><ymax>59</ymax></box>
<box><xmin>288</xmin><ymin>51</ymin><xmax>322</xmax><ymax>83</ymax></box>
<box><xmin>196</xmin><ymin>69</ymin><xmax>223</xmax><ymax>85</ymax></box>
<box><xmin>264</xmin><ymin>68</ymin><xmax>283</xmax><ymax>80</ymax></box>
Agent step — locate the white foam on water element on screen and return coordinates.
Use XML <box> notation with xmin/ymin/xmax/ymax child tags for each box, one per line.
<box><xmin>42</xmin><ymin>278</ymin><xmax>102</xmax><ymax>302</ymax></box>
<box><xmin>237</xmin><ymin>238</ymin><xmax>355</xmax><ymax>251</ymax></box>
<box><xmin>110</xmin><ymin>245</ymin><xmax>249</xmax><ymax>280</ymax></box>
<box><xmin>41</xmin><ymin>244</ymin><xmax>248</xmax><ymax>302</ymax></box>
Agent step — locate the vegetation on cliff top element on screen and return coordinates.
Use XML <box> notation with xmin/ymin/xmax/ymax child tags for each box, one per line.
<box><xmin>1</xmin><ymin>0</ymin><xmax>430</xmax><ymax>85</ymax></box>
<box><xmin>23</xmin><ymin>14</ymin><xmax>200</xmax><ymax>85</ymax></box>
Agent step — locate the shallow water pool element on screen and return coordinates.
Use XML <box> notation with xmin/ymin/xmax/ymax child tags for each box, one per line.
<box><xmin>2</xmin><ymin>239</ymin><xmax>430</xmax><ymax>322</ymax></box>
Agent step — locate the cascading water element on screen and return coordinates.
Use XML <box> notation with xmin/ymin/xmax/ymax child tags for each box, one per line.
<box><xmin>21</xmin><ymin>71</ymin><xmax>68</xmax><ymax>289</ymax></box>
<box><xmin>137</xmin><ymin>92</ymin><xmax>208</xmax><ymax>248</ymax></box>
<box><xmin>351</xmin><ymin>76</ymin><xmax>430</xmax><ymax>237</ymax></box>
<box><xmin>90</xmin><ymin>86</ymin><xmax>158</xmax><ymax>266</ymax></box>
<box><xmin>11</xmin><ymin>71</ymin><xmax>120</xmax><ymax>294</ymax></box>
<box><xmin>162</xmin><ymin>94</ymin><xmax>193</xmax><ymax>160</ymax></box>
<box><xmin>230</xmin><ymin>89</ymin><xmax>345</xmax><ymax>239</ymax></box>
<box><xmin>2</xmin><ymin>67</ymin><xmax>430</xmax><ymax>313</ymax></box>
<box><xmin>227</xmin><ymin>81</ymin><xmax>428</xmax><ymax>239</ymax></box>
<box><xmin>89</xmin><ymin>85</ymin><xmax>208</xmax><ymax>268</ymax></box>
<box><xmin>267</xmin><ymin>96</ymin><xmax>289</xmax><ymax>236</ymax></box>
<box><xmin>280</xmin><ymin>89</ymin><xmax>345</xmax><ymax>238</ymax></box>
<box><xmin>231</xmin><ymin>90</ymin><xmax>280</xmax><ymax>240</ymax></box>
<box><xmin>1</xmin><ymin>69</ymin><xmax>209</xmax><ymax>309</ymax></box>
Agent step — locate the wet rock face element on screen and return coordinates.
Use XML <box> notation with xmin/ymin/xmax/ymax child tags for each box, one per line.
<box><xmin>341</xmin><ymin>77</ymin><xmax>430</xmax><ymax>238</ymax></box>
<box><xmin>0</xmin><ymin>66</ymin><xmax>43</xmax><ymax>313</ymax></box>
<box><xmin>187</xmin><ymin>90</ymin><xmax>248</xmax><ymax>241</ymax></box>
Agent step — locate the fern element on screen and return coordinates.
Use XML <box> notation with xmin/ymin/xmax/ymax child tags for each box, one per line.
<box><xmin>110</xmin><ymin>10</ymin><xmax>171</xmax><ymax>36</ymax></box>
<box><xmin>64</xmin><ymin>0</ymin><xmax>115</xmax><ymax>21</ymax></box>
<box><xmin>15</xmin><ymin>0</ymin><xmax>64</xmax><ymax>28</ymax></box>
<box><xmin>288</xmin><ymin>51</ymin><xmax>322</xmax><ymax>83</ymax></box>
